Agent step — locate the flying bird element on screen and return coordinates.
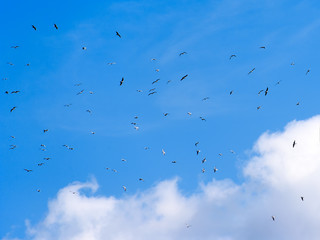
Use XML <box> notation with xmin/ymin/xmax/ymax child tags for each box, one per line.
<box><xmin>257</xmin><ymin>106</ymin><xmax>262</xmax><ymax>110</ymax></box>
<box><xmin>11</xmin><ymin>91</ymin><xmax>20</xmax><ymax>94</ymax></box>
<box><xmin>24</xmin><ymin>169</ymin><xmax>32</xmax><ymax>172</ymax></box>
<box><xmin>200</xmin><ymin>117</ymin><xmax>206</xmax><ymax>121</ymax></box>
<box><xmin>152</xmin><ymin>79</ymin><xmax>160</xmax><ymax>84</ymax></box>
<box><xmin>10</xmin><ymin>106</ymin><xmax>16</xmax><ymax>112</ymax></box>
<box><xmin>162</xmin><ymin>149</ymin><xmax>166</xmax><ymax>155</ymax></box>
<box><xmin>54</xmin><ymin>24</ymin><xmax>58</xmax><ymax>29</ymax></box>
<box><xmin>195</xmin><ymin>142</ymin><xmax>199</xmax><ymax>147</ymax></box>
<box><xmin>180</xmin><ymin>74</ymin><xmax>188</xmax><ymax>81</ymax></box>
<box><xmin>293</xmin><ymin>140</ymin><xmax>296</xmax><ymax>148</ymax></box>
<box><xmin>37</xmin><ymin>163</ymin><xmax>45</xmax><ymax>166</ymax></box>
<box><xmin>229</xmin><ymin>54</ymin><xmax>236</xmax><ymax>59</ymax></box>
<box><xmin>306</xmin><ymin>69</ymin><xmax>310</xmax><ymax>75</ymax></box>
<box><xmin>230</xmin><ymin>90</ymin><xmax>233</xmax><ymax>95</ymax></box>
<box><xmin>163</xmin><ymin>113</ymin><xmax>169</xmax><ymax>117</ymax></box>
<box><xmin>133</xmin><ymin>126</ymin><xmax>139</xmax><ymax>130</ymax></box>
<box><xmin>122</xmin><ymin>185</ymin><xmax>127</xmax><ymax>191</ymax></box>
<box><xmin>179</xmin><ymin>52</ymin><xmax>187</xmax><ymax>56</ymax></box>
<box><xmin>77</xmin><ymin>89</ymin><xmax>84</xmax><ymax>95</ymax></box>
<box><xmin>151</xmin><ymin>58</ymin><xmax>156</xmax><ymax>61</ymax></box>
<box><xmin>10</xmin><ymin>145</ymin><xmax>16</xmax><ymax>149</ymax></box>
<box><xmin>213</xmin><ymin>166</ymin><xmax>218</xmax><ymax>173</ymax></box>
<box><xmin>82</xmin><ymin>46</ymin><xmax>87</xmax><ymax>50</ymax></box>
<box><xmin>116</xmin><ymin>31</ymin><xmax>121</xmax><ymax>38</ymax></box>
<box><xmin>148</xmin><ymin>91</ymin><xmax>157</xmax><ymax>96</ymax></box>
<box><xmin>301</xmin><ymin>196</ymin><xmax>304</xmax><ymax>201</ymax></box>
<box><xmin>265</xmin><ymin>87</ymin><xmax>269</xmax><ymax>96</ymax></box>
<box><xmin>202</xmin><ymin>158</ymin><xmax>206</xmax><ymax>163</ymax></box>
<box><xmin>155</xmin><ymin>69</ymin><xmax>160</xmax><ymax>72</ymax></box>
<box><xmin>107</xmin><ymin>62</ymin><xmax>116</xmax><ymax>65</ymax></box>
<box><xmin>171</xmin><ymin>161</ymin><xmax>177</xmax><ymax>163</ymax></box>
<box><xmin>43</xmin><ymin>129</ymin><xmax>48</xmax><ymax>133</ymax></box>
<box><xmin>202</xmin><ymin>97</ymin><xmax>209</xmax><ymax>101</ymax></box>
<box><xmin>258</xmin><ymin>90</ymin><xmax>264</xmax><ymax>95</ymax></box>
<box><xmin>120</xmin><ymin>77</ymin><xmax>124</xmax><ymax>86</ymax></box>
<box><xmin>187</xmin><ymin>112</ymin><xmax>192</xmax><ymax>116</ymax></box>
<box><xmin>272</xmin><ymin>216</ymin><xmax>275</xmax><ymax>221</ymax></box>
<box><xmin>196</xmin><ymin>150</ymin><xmax>200</xmax><ymax>155</ymax></box>
<box><xmin>260</xmin><ymin>46</ymin><xmax>266</xmax><ymax>49</ymax></box>
<box><xmin>32</xmin><ymin>25</ymin><xmax>37</xmax><ymax>30</ymax></box>
<box><xmin>136</xmin><ymin>90</ymin><xmax>143</xmax><ymax>92</ymax></box>
<box><xmin>139</xmin><ymin>178</ymin><xmax>144</xmax><ymax>181</ymax></box>
<box><xmin>11</xmin><ymin>46</ymin><xmax>19</xmax><ymax>49</ymax></box>
<box><xmin>248</xmin><ymin>68</ymin><xmax>255</xmax><ymax>74</ymax></box>
<box><xmin>202</xmin><ymin>168</ymin><xmax>205</xmax><ymax>173</ymax></box>
<box><xmin>43</xmin><ymin>157</ymin><xmax>51</xmax><ymax>160</ymax></box>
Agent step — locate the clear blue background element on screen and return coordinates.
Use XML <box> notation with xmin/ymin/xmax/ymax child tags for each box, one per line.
<box><xmin>1</xmin><ymin>0</ymin><xmax>320</xmax><ymax>238</ymax></box>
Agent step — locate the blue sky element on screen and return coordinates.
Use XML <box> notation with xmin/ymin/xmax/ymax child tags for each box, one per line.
<box><xmin>2</xmin><ymin>0</ymin><xmax>320</xmax><ymax>239</ymax></box>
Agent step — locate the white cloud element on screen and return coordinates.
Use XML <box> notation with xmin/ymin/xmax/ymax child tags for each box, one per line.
<box><xmin>9</xmin><ymin>115</ymin><xmax>320</xmax><ymax>240</ymax></box>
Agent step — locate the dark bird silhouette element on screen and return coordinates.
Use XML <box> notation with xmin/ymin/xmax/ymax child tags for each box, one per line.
<box><xmin>11</xmin><ymin>91</ymin><xmax>20</xmax><ymax>94</ymax></box>
<box><xmin>24</xmin><ymin>169</ymin><xmax>32</xmax><ymax>172</ymax></box>
<box><xmin>200</xmin><ymin>117</ymin><xmax>206</xmax><ymax>121</ymax></box>
<box><xmin>10</xmin><ymin>106</ymin><xmax>16</xmax><ymax>112</ymax></box>
<box><xmin>257</xmin><ymin>106</ymin><xmax>262</xmax><ymax>110</ymax></box>
<box><xmin>229</xmin><ymin>54</ymin><xmax>236</xmax><ymax>59</ymax></box>
<box><xmin>38</xmin><ymin>163</ymin><xmax>45</xmax><ymax>166</ymax></box>
<box><xmin>10</xmin><ymin>145</ymin><xmax>16</xmax><ymax>149</ymax></box>
<box><xmin>77</xmin><ymin>89</ymin><xmax>84</xmax><ymax>95</ymax></box>
<box><xmin>260</xmin><ymin>46</ymin><xmax>266</xmax><ymax>49</ymax></box>
<box><xmin>139</xmin><ymin>178</ymin><xmax>144</xmax><ymax>181</ymax></box>
<box><xmin>306</xmin><ymin>69</ymin><xmax>310</xmax><ymax>75</ymax></box>
<box><xmin>196</xmin><ymin>150</ymin><xmax>200</xmax><ymax>155</ymax></box>
<box><xmin>213</xmin><ymin>166</ymin><xmax>218</xmax><ymax>173</ymax></box>
<box><xmin>5</xmin><ymin>91</ymin><xmax>9</xmax><ymax>94</ymax></box>
<box><xmin>149</xmin><ymin>88</ymin><xmax>156</xmax><ymax>92</ymax></box>
<box><xmin>195</xmin><ymin>142</ymin><xmax>199</xmax><ymax>147</ymax></box>
<box><xmin>258</xmin><ymin>90</ymin><xmax>264</xmax><ymax>95</ymax></box>
<box><xmin>301</xmin><ymin>196</ymin><xmax>304</xmax><ymax>201</ymax></box>
<box><xmin>148</xmin><ymin>91</ymin><xmax>157</xmax><ymax>96</ymax></box>
<box><xmin>293</xmin><ymin>140</ymin><xmax>296</xmax><ymax>148</ymax></box>
<box><xmin>179</xmin><ymin>52</ymin><xmax>187</xmax><ymax>56</ymax></box>
<box><xmin>163</xmin><ymin>113</ymin><xmax>169</xmax><ymax>117</ymax></box>
<box><xmin>248</xmin><ymin>68</ymin><xmax>255</xmax><ymax>74</ymax></box>
<box><xmin>202</xmin><ymin>97</ymin><xmax>209</xmax><ymax>101</ymax></box>
<box><xmin>152</xmin><ymin>79</ymin><xmax>160</xmax><ymax>84</ymax></box>
<box><xmin>43</xmin><ymin>129</ymin><xmax>48</xmax><ymax>133</ymax></box>
<box><xmin>180</xmin><ymin>74</ymin><xmax>188</xmax><ymax>81</ymax></box>
<box><xmin>32</xmin><ymin>25</ymin><xmax>37</xmax><ymax>30</ymax></box>
<box><xmin>120</xmin><ymin>77</ymin><xmax>124</xmax><ymax>86</ymax></box>
<box><xmin>272</xmin><ymin>216</ymin><xmax>275</xmax><ymax>221</ymax></box>
<box><xmin>54</xmin><ymin>24</ymin><xmax>58</xmax><ymax>29</ymax></box>
<box><xmin>11</xmin><ymin>46</ymin><xmax>19</xmax><ymax>49</ymax></box>
<box><xmin>171</xmin><ymin>161</ymin><xmax>177</xmax><ymax>163</ymax></box>
<box><xmin>116</xmin><ymin>31</ymin><xmax>121</xmax><ymax>38</ymax></box>
<box><xmin>202</xmin><ymin>158</ymin><xmax>206</xmax><ymax>163</ymax></box>
<box><xmin>265</xmin><ymin>87</ymin><xmax>269</xmax><ymax>96</ymax></box>
<box><xmin>230</xmin><ymin>90</ymin><xmax>233</xmax><ymax>95</ymax></box>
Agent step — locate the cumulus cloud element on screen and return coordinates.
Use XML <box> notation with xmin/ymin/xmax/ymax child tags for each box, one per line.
<box><xmin>10</xmin><ymin>116</ymin><xmax>320</xmax><ymax>240</ymax></box>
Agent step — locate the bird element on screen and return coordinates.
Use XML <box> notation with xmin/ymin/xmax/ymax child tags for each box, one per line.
<box><xmin>112</xmin><ymin>169</ymin><xmax>117</xmax><ymax>173</ymax></box>
<box><xmin>171</xmin><ymin>161</ymin><xmax>177</xmax><ymax>163</ymax></box>
<box><xmin>148</xmin><ymin>91</ymin><xmax>157</xmax><ymax>96</ymax></box>
<box><xmin>24</xmin><ymin>169</ymin><xmax>32</xmax><ymax>172</ymax></box>
<box><xmin>275</xmin><ymin>80</ymin><xmax>281</xmax><ymax>85</ymax></box>
<box><xmin>195</xmin><ymin>142</ymin><xmax>199</xmax><ymax>147</ymax></box>
<box><xmin>202</xmin><ymin>158</ymin><xmax>206</xmax><ymax>163</ymax></box>
<box><xmin>196</xmin><ymin>150</ymin><xmax>200</xmax><ymax>155</ymax></box>
<box><xmin>187</xmin><ymin>112</ymin><xmax>192</xmax><ymax>116</ymax></box>
<box><xmin>155</xmin><ymin>69</ymin><xmax>160</xmax><ymax>72</ymax></box>
<box><xmin>64</xmin><ymin>104</ymin><xmax>72</xmax><ymax>107</ymax></box>
<box><xmin>257</xmin><ymin>90</ymin><xmax>264</xmax><ymax>95</ymax></box>
<box><xmin>131</xmin><ymin>122</ymin><xmax>137</xmax><ymax>125</ymax></box>
<box><xmin>248</xmin><ymin>68</ymin><xmax>255</xmax><ymax>74</ymax></box>
<box><xmin>200</xmin><ymin>117</ymin><xmax>206</xmax><ymax>121</ymax></box>
<box><xmin>306</xmin><ymin>69</ymin><xmax>310</xmax><ymax>75</ymax></box>
<box><xmin>201</xmin><ymin>168</ymin><xmax>205</xmax><ymax>173</ymax></box>
<box><xmin>133</xmin><ymin>126</ymin><xmax>139</xmax><ymax>130</ymax></box>
<box><xmin>151</xmin><ymin>58</ymin><xmax>156</xmax><ymax>61</ymax></box>
<box><xmin>116</xmin><ymin>31</ymin><xmax>121</xmax><ymax>38</ymax></box>
<box><xmin>257</xmin><ymin>106</ymin><xmax>262</xmax><ymax>110</ymax></box>
<box><xmin>26</xmin><ymin>63</ymin><xmax>30</xmax><ymax>66</ymax></box>
<box><xmin>230</xmin><ymin>150</ymin><xmax>235</xmax><ymax>154</ymax></box>
<box><xmin>230</xmin><ymin>90</ymin><xmax>233</xmax><ymax>95</ymax></box>
<box><xmin>272</xmin><ymin>216</ymin><xmax>275</xmax><ymax>221</ymax></box>
<box><xmin>296</xmin><ymin>102</ymin><xmax>300</xmax><ymax>106</ymax></box>
<box><xmin>162</xmin><ymin>149</ymin><xmax>166</xmax><ymax>155</ymax></box>
<box><xmin>90</xmin><ymin>131</ymin><xmax>95</xmax><ymax>134</ymax></box>
<box><xmin>229</xmin><ymin>54</ymin><xmax>236</xmax><ymax>59</ymax></box>
<box><xmin>121</xmin><ymin>159</ymin><xmax>127</xmax><ymax>162</ymax></box>
<box><xmin>120</xmin><ymin>77</ymin><xmax>124</xmax><ymax>86</ymax></box>
<box><xmin>10</xmin><ymin>145</ymin><xmax>16</xmax><ymax>149</ymax></box>
<box><xmin>213</xmin><ymin>166</ymin><xmax>218</xmax><ymax>173</ymax></box>
<box><xmin>10</xmin><ymin>106</ymin><xmax>16</xmax><ymax>112</ymax></box>
<box><xmin>74</xmin><ymin>83</ymin><xmax>82</xmax><ymax>86</ymax></box>
<box><xmin>163</xmin><ymin>113</ymin><xmax>169</xmax><ymax>117</ymax></box>
<box><xmin>122</xmin><ymin>185</ymin><xmax>127</xmax><ymax>191</ymax></box>
<box><xmin>37</xmin><ymin>163</ymin><xmax>45</xmax><ymax>166</ymax></box>
<box><xmin>10</xmin><ymin>136</ymin><xmax>15</xmax><ymax>139</ymax></box>
<box><xmin>179</xmin><ymin>52</ymin><xmax>187</xmax><ymax>56</ymax></box>
<box><xmin>36</xmin><ymin>189</ymin><xmax>41</xmax><ymax>192</ymax></box>
<box><xmin>134</xmin><ymin>116</ymin><xmax>138</xmax><ymax>119</ymax></box>
<box><xmin>136</xmin><ymin>90</ymin><xmax>143</xmax><ymax>92</ymax></box>
<box><xmin>86</xmin><ymin>109</ymin><xmax>92</xmax><ymax>114</ymax></box>
<box><xmin>202</xmin><ymin>97</ymin><xmax>209</xmax><ymax>101</ymax></box>
<box><xmin>218</xmin><ymin>153</ymin><xmax>223</xmax><ymax>156</ymax></box>
<box><xmin>77</xmin><ymin>89</ymin><xmax>84</xmax><ymax>95</ymax></box>
<box><xmin>4</xmin><ymin>91</ymin><xmax>9</xmax><ymax>94</ymax></box>
<box><xmin>260</xmin><ymin>46</ymin><xmax>266</xmax><ymax>49</ymax></box>
<box><xmin>301</xmin><ymin>196</ymin><xmax>304</xmax><ymax>201</ymax></box>
<box><xmin>293</xmin><ymin>140</ymin><xmax>296</xmax><ymax>148</ymax></box>
<box><xmin>11</xmin><ymin>91</ymin><xmax>20</xmax><ymax>94</ymax></box>
<box><xmin>144</xmin><ymin>147</ymin><xmax>150</xmax><ymax>150</ymax></box>
<box><xmin>32</xmin><ymin>25</ymin><xmax>37</xmax><ymax>30</ymax></box>
<box><xmin>11</xmin><ymin>46</ymin><xmax>19</xmax><ymax>49</ymax></box>
<box><xmin>107</xmin><ymin>62</ymin><xmax>116</xmax><ymax>65</ymax></box>
<box><xmin>149</xmin><ymin>88</ymin><xmax>156</xmax><ymax>92</ymax></box>
<box><xmin>180</xmin><ymin>74</ymin><xmax>188</xmax><ymax>81</ymax></box>
<box><xmin>139</xmin><ymin>178</ymin><xmax>144</xmax><ymax>181</ymax></box>
<box><xmin>152</xmin><ymin>79</ymin><xmax>160</xmax><ymax>84</ymax></box>
<box><xmin>89</xmin><ymin>91</ymin><xmax>94</xmax><ymax>94</ymax></box>
<box><xmin>265</xmin><ymin>87</ymin><xmax>269</xmax><ymax>96</ymax></box>
<box><xmin>82</xmin><ymin>46</ymin><xmax>87</xmax><ymax>50</ymax></box>
<box><xmin>167</xmin><ymin>80</ymin><xmax>172</xmax><ymax>84</ymax></box>
<box><xmin>40</xmin><ymin>144</ymin><xmax>46</xmax><ymax>148</ymax></box>
<box><xmin>7</xmin><ymin>62</ymin><xmax>14</xmax><ymax>66</ymax></box>
<box><xmin>186</xmin><ymin>224</ymin><xmax>191</xmax><ymax>228</ymax></box>
<box><xmin>54</xmin><ymin>24</ymin><xmax>58</xmax><ymax>29</ymax></box>
<box><xmin>290</xmin><ymin>62</ymin><xmax>295</xmax><ymax>66</ymax></box>
<box><xmin>43</xmin><ymin>129</ymin><xmax>48</xmax><ymax>133</ymax></box>
<box><xmin>43</xmin><ymin>157</ymin><xmax>51</xmax><ymax>160</ymax></box>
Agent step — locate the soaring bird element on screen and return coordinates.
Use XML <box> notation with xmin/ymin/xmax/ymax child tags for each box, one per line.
<box><xmin>89</xmin><ymin>91</ymin><xmax>94</xmax><ymax>94</ymax></box>
<box><xmin>257</xmin><ymin>106</ymin><xmax>261</xmax><ymax>110</ymax></box>
<box><xmin>77</xmin><ymin>89</ymin><xmax>84</xmax><ymax>95</ymax></box>
<box><xmin>24</xmin><ymin>169</ymin><xmax>32</xmax><ymax>172</ymax></box>
<box><xmin>133</xmin><ymin>126</ymin><xmax>139</xmax><ymax>130</ymax></box>
<box><xmin>260</xmin><ymin>46</ymin><xmax>266</xmax><ymax>49</ymax></box>
<box><xmin>11</xmin><ymin>91</ymin><xmax>20</xmax><ymax>94</ymax></box>
<box><xmin>151</xmin><ymin>58</ymin><xmax>156</xmax><ymax>61</ymax></box>
<box><xmin>10</xmin><ymin>136</ymin><xmax>15</xmax><ymax>139</ymax></box>
<box><xmin>172</xmin><ymin>161</ymin><xmax>177</xmax><ymax>163</ymax></box>
<box><xmin>120</xmin><ymin>77</ymin><xmax>124</xmax><ymax>86</ymax></box>
<box><xmin>148</xmin><ymin>91</ymin><xmax>157</xmax><ymax>96</ymax></box>
<box><xmin>291</xmin><ymin>62</ymin><xmax>295</xmax><ymax>66</ymax></box>
<box><xmin>10</xmin><ymin>145</ymin><xmax>16</xmax><ymax>149</ymax></box>
<box><xmin>162</xmin><ymin>149</ymin><xmax>166</xmax><ymax>155</ymax></box>
<box><xmin>179</xmin><ymin>52</ymin><xmax>187</xmax><ymax>56</ymax></box>
<box><xmin>200</xmin><ymin>117</ymin><xmax>206</xmax><ymax>121</ymax></box>
<box><xmin>213</xmin><ymin>166</ymin><xmax>218</xmax><ymax>173</ymax></box>
<box><xmin>86</xmin><ymin>109</ymin><xmax>92</xmax><ymax>114</ymax></box>
<box><xmin>195</xmin><ymin>142</ymin><xmax>199</xmax><ymax>147</ymax></box>
<box><xmin>121</xmin><ymin>159</ymin><xmax>127</xmax><ymax>162</ymax></box>
<box><xmin>180</xmin><ymin>74</ymin><xmax>188</xmax><ymax>81</ymax></box>
<box><xmin>258</xmin><ymin>89</ymin><xmax>264</xmax><ymax>95</ymax></box>
<box><xmin>248</xmin><ymin>68</ymin><xmax>255</xmax><ymax>74</ymax></box>
<box><xmin>155</xmin><ymin>69</ymin><xmax>160</xmax><ymax>72</ymax></box>
<box><xmin>107</xmin><ymin>62</ymin><xmax>116</xmax><ymax>65</ymax></box>
<box><xmin>163</xmin><ymin>113</ymin><xmax>169</xmax><ymax>117</ymax></box>
<box><xmin>139</xmin><ymin>178</ymin><xmax>144</xmax><ymax>181</ymax></box>
<box><xmin>10</xmin><ymin>106</ymin><xmax>16</xmax><ymax>112</ymax></box>
<box><xmin>202</xmin><ymin>97</ymin><xmax>209</xmax><ymax>101</ymax></box>
<box><xmin>122</xmin><ymin>185</ymin><xmax>127</xmax><ymax>191</ymax></box>
<box><xmin>43</xmin><ymin>157</ymin><xmax>51</xmax><ymax>160</ymax></box>
<box><xmin>116</xmin><ymin>31</ymin><xmax>121</xmax><ymax>38</ymax></box>
<box><xmin>202</xmin><ymin>158</ymin><xmax>206</xmax><ymax>163</ymax></box>
<box><xmin>301</xmin><ymin>196</ymin><xmax>304</xmax><ymax>201</ymax></box>
<box><xmin>90</xmin><ymin>131</ymin><xmax>95</xmax><ymax>134</ymax></box>
<box><xmin>152</xmin><ymin>79</ymin><xmax>160</xmax><ymax>84</ymax></box>
<box><xmin>5</xmin><ymin>91</ymin><xmax>9</xmax><ymax>94</ymax></box>
<box><xmin>296</xmin><ymin>102</ymin><xmax>300</xmax><ymax>106</ymax></box>
<box><xmin>275</xmin><ymin>80</ymin><xmax>281</xmax><ymax>85</ymax></box>
<box><xmin>265</xmin><ymin>87</ymin><xmax>269</xmax><ymax>96</ymax></box>
<box><xmin>306</xmin><ymin>69</ymin><xmax>310</xmax><ymax>75</ymax></box>
<box><xmin>136</xmin><ymin>90</ymin><xmax>143</xmax><ymax>92</ymax></box>
<box><xmin>32</xmin><ymin>25</ymin><xmax>37</xmax><ymax>30</ymax></box>
<box><xmin>187</xmin><ymin>112</ymin><xmax>192</xmax><ymax>116</ymax></box>
<box><xmin>230</xmin><ymin>90</ymin><xmax>233</xmax><ymax>95</ymax></box>
<box><xmin>82</xmin><ymin>46</ymin><xmax>87</xmax><ymax>50</ymax></box>
<box><xmin>74</xmin><ymin>83</ymin><xmax>82</xmax><ymax>86</ymax></box>
<box><xmin>64</xmin><ymin>104</ymin><xmax>72</xmax><ymax>107</ymax></box>
<box><xmin>201</xmin><ymin>168</ymin><xmax>205</xmax><ymax>173</ymax></box>
<box><xmin>43</xmin><ymin>129</ymin><xmax>48</xmax><ymax>133</ymax></box>
<box><xmin>11</xmin><ymin>46</ymin><xmax>19</xmax><ymax>49</ymax></box>
<box><xmin>38</xmin><ymin>163</ymin><xmax>45</xmax><ymax>166</ymax></box>
<box><xmin>272</xmin><ymin>216</ymin><xmax>275</xmax><ymax>221</ymax></box>
<box><xmin>149</xmin><ymin>88</ymin><xmax>156</xmax><ymax>92</ymax></box>
<box><xmin>54</xmin><ymin>24</ymin><xmax>58</xmax><ymax>29</ymax></box>
<box><xmin>36</xmin><ymin>189</ymin><xmax>41</xmax><ymax>192</ymax></box>
<box><xmin>229</xmin><ymin>54</ymin><xmax>236</xmax><ymax>59</ymax></box>
<box><xmin>196</xmin><ymin>150</ymin><xmax>200</xmax><ymax>155</ymax></box>
<box><xmin>293</xmin><ymin>140</ymin><xmax>296</xmax><ymax>148</ymax></box>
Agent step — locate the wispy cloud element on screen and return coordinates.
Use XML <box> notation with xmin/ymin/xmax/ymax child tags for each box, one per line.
<box><xmin>5</xmin><ymin>115</ymin><xmax>320</xmax><ymax>240</ymax></box>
